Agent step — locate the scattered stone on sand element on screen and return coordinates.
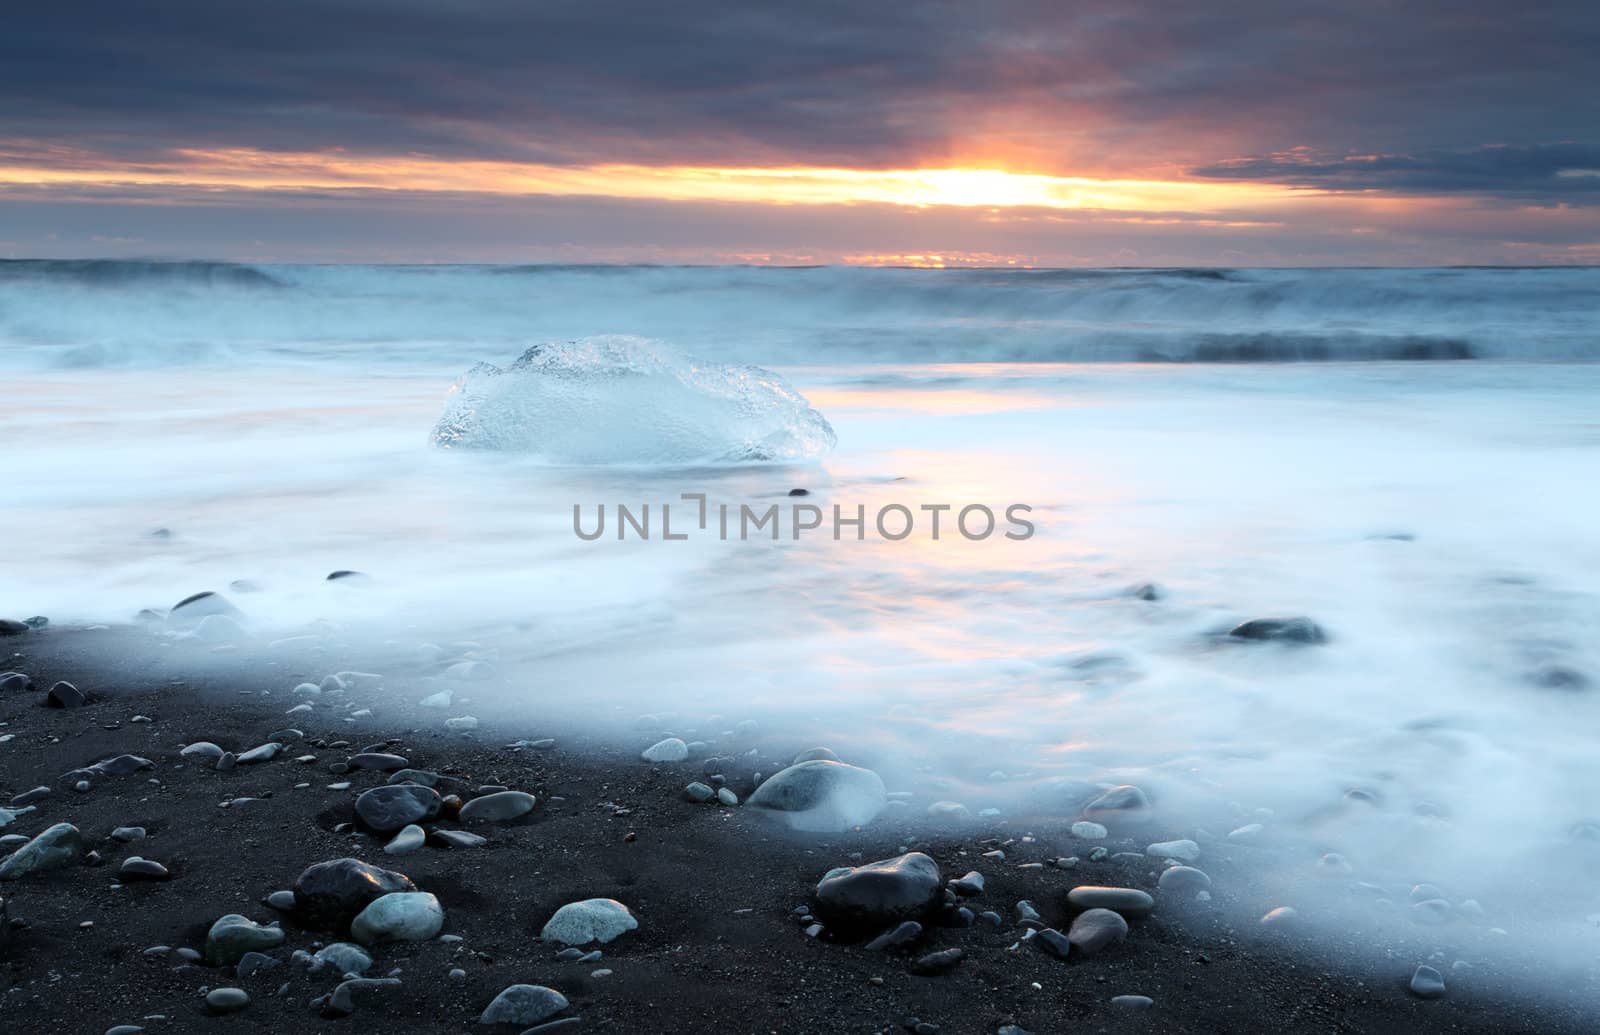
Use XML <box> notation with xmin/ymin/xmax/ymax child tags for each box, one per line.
<box><xmin>948</xmin><ymin>871</ymin><xmax>985</xmax><ymax>896</ymax></box>
<box><xmin>480</xmin><ymin>984</ymin><xmax>570</xmax><ymax>1026</ymax></box>
<box><xmin>321</xmin><ymin>977</ymin><xmax>402</xmax><ymax>1018</ymax></box>
<box><xmin>235</xmin><ymin>742</ymin><xmax>282</xmax><ymax>764</ymax></box>
<box><xmin>1227</xmin><ymin>616</ymin><xmax>1326</xmax><ymax>645</ymax></box>
<box><xmin>792</xmin><ymin>747</ymin><xmax>840</xmax><ymax>764</ymax></box>
<box><xmin>0</xmin><ymin>672</ymin><xmax>32</xmax><ymax>693</ymax></box>
<box><xmin>815</xmin><ymin>852</ymin><xmax>942</xmax><ymax>932</ymax></box>
<box><xmin>349</xmin><ymin>752</ymin><xmax>409</xmax><ymax>771</ymax></box>
<box><xmin>354</xmin><ymin>784</ymin><xmax>442</xmax><ymax>833</ymax></box>
<box><xmin>118</xmin><ymin>857</ymin><xmax>170</xmax><ymax>881</ymax></box>
<box><xmin>445</xmin><ymin>660</ymin><xmax>494</xmax><ymax>681</ymax></box>
<box><xmin>684</xmin><ymin>782</ymin><xmax>714</xmax><ymax>803</ymax></box>
<box><xmin>1412</xmin><ymin>898</ymin><xmax>1453</xmax><ymax>925</ymax></box>
<box><xmin>292</xmin><ymin>857</ymin><xmax>418</xmax><ymax>930</ymax></box>
<box><xmin>169</xmin><ymin>591</ymin><xmax>240</xmax><ymax>621</ymax></box>
<box><xmin>235</xmin><ymin>951</ymin><xmax>279</xmax><ymax>978</ymax></box>
<box><xmin>384</xmin><ymin>824</ymin><xmax>425</xmax><ymax>856</ymax></box>
<box><xmin>1066</xmin><ymin>886</ymin><xmax>1154</xmax><ymax>917</ymax></box>
<box><xmin>926</xmin><ymin>801</ymin><xmax>971</xmax><ymax>821</ymax></box>
<box><xmin>205</xmin><ymin>915</ymin><xmax>285</xmax><ymax>966</ymax></box>
<box><xmin>313</xmin><ymin>942</ymin><xmax>373</xmax><ymax>977</ymax></box>
<box><xmin>1146</xmin><ymin>839</ymin><xmax>1200</xmax><ymax>862</ymax></box>
<box><xmin>864</xmin><ymin>920</ymin><xmax>922</xmax><ymax>951</ymax></box>
<box><xmin>445</xmin><ymin>716</ymin><xmax>479</xmax><ymax>732</ymax></box>
<box><xmin>640</xmin><ymin>738</ymin><xmax>689</xmax><ymax>762</ymax></box>
<box><xmin>418</xmin><ymin>690</ymin><xmax>453</xmax><ymax>709</ymax></box>
<box><xmin>180</xmin><ymin>742</ymin><xmax>224</xmax><ymax>764</ymax></box>
<box><xmin>746</xmin><ymin>760</ymin><xmax>887</xmax><ymax>832</ymax></box>
<box><xmin>110</xmin><ymin>826</ymin><xmax>147</xmax><ymax>842</ymax></box>
<box><xmin>458</xmin><ymin>790</ymin><xmax>536</xmax><ymax>823</ymax></box>
<box><xmin>9</xmin><ymin>787</ymin><xmax>50</xmax><ymax>807</ymax></box>
<box><xmin>541</xmin><ymin>899</ymin><xmax>638</xmax><ymax>945</ymax></box>
<box><xmin>428</xmin><ymin>829</ymin><xmax>488</xmax><ymax>849</ymax></box>
<box><xmin>1111</xmin><ymin>995</ymin><xmax>1154</xmax><ymax>1008</ymax></box>
<box><xmin>1070</xmin><ymin>821</ymin><xmax>1108</xmax><ymax>840</ymax></box>
<box><xmin>910</xmin><ymin>947</ymin><xmax>964</xmax><ymax>975</ymax></box>
<box><xmin>1317</xmin><ymin>852</ymin><xmax>1353</xmax><ymax>876</ymax></box>
<box><xmin>1260</xmin><ymin>906</ymin><xmax>1300</xmax><ymax>927</ymax></box>
<box><xmin>0</xmin><ymin>823</ymin><xmax>84</xmax><ymax>879</ymax></box>
<box><xmin>1410</xmin><ymin>964</ymin><xmax>1447</xmax><ymax>999</ymax></box>
<box><xmin>1033</xmin><ymin>928</ymin><xmax>1072</xmax><ymax>960</ymax></box>
<box><xmin>46</xmin><ymin>681</ymin><xmax>88</xmax><ymax>708</ymax></box>
<box><xmin>265</xmin><ymin>890</ymin><xmax>296</xmax><ymax>911</ymax></box>
<box><xmin>351</xmin><ymin>892</ymin><xmax>444</xmax><ymax>944</ymax></box>
<box><xmin>205</xmin><ymin>987</ymin><xmax>250</xmax><ymax>1014</ymax></box>
<box><xmin>0</xmin><ymin>620</ymin><xmax>29</xmax><ymax>636</ymax></box>
<box><xmin>716</xmin><ymin>787</ymin><xmax>738</xmax><ymax>805</ymax></box>
<box><xmin>1067</xmin><ymin>908</ymin><xmax>1129</xmax><ymax>956</ymax></box>
<box><xmin>1082</xmin><ymin>784</ymin><xmax>1150</xmax><ymax>820</ymax></box>
<box><xmin>1156</xmin><ymin>866</ymin><xmax>1211</xmax><ymax>894</ymax></box>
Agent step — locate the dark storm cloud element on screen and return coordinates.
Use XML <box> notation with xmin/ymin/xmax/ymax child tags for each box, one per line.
<box><xmin>5</xmin><ymin>0</ymin><xmax>1599</xmax><ymax>185</ymax></box>
<box><xmin>1191</xmin><ymin>145</ymin><xmax>1600</xmax><ymax>200</ymax></box>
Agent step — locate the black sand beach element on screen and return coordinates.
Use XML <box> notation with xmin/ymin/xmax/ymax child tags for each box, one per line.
<box><xmin>0</xmin><ymin>623</ymin><xmax>1589</xmax><ymax>1034</ymax></box>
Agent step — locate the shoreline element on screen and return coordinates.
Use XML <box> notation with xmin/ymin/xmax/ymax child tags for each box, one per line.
<box><xmin>0</xmin><ymin>623</ymin><xmax>1588</xmax><ymax>1033</ymax></box>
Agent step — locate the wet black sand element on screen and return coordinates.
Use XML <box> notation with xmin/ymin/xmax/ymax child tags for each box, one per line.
<box><xmin>0</xmin><ymin>624</ymin><xmax>1590</xmax><ymax>1034</ymax></box>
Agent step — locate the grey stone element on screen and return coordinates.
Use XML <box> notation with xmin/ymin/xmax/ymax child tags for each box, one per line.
<box><xmin>1082</xmin><ymin>784</ymin><xmax>1149</xmax><ymax>819</ymax></box>
<box><xmin>235</xmin><ymin>743</ymin><xmax>282</xmax><ymax>764</ymax></box>
<box><xmin>640</xmin><ymin>738</ymin><xmax>688</xmax><ymax>762</ymax></box>
<box><xmin>205</xmin><ymin>915</ymin><xmax>285</xmax><ymax>966</ymax></box>
<box><xmin>1111</xmin><ymin>995</ymin><xmax>1154</xmax><ymax>1008</ymax></box>
<box><xmin>1067</xmin><ymin>908</ymin><xmax>1129</xmax><ymax>956</ymax></box>
<box><xmin>864</xmin><ymin>920</ymin><xmax>922</xmax><ymax>951</ymax></box>
<box><xmin>1066</xmin><ymin>886</ymin><xmax>1154</xmax><ymax>916</ymax></box>
<box><xmin>910</xmin><ymin>947</ymin><xmax>964</xmax><ymax>975</ymax></box>
<box><xmin>349</xmin><ymin>752</ymin><xmax>409</xmax><ymax>771</ymax></box>
<box><xmin>179</xmin><ymin>742</ymin><xmax>224</xmax><ymax>762</ymax></box>
<box><xmin>0</xmin><ymin>823</ymin><xmax>83</xmax><ymax>879</ymax></box>
<box><xmin>110</xmin><ymin>826</ymin><xmax>146</xmax><ymax>842</ymax></box>
<box><xmin>0</xmin><ymin>672</ymin><xmax>32</xmax><ymax>693</ymax></box>
<box><xmin>428</xmin><ymin>829</ymin><xmax>488</xmax><ymax>849</ymax></box>
<box><xmin>384</xmin><ymin>824</ymin><xmax>426</xmax><ymax>856</ymax></box>
<box><xmin>541</xmin><ymin>899</ymin><xmax>638</xmax><ymax>945</ymax></box>
<box><xmin>792</xmin><ymin>747</ymin><xmax>840</xmax><ymax>763</ymax></box>
<box><xmin>350</xmin><ymin>892</ymin><xmax>444</xmax><ymax>944</ymax></box>
<box><xmin>1033</xmin><ymin>927</ymin><xmax>1072</xmax><ymax>960</ymax></box>
<box><xmin>313</xmin><ymin>942</ymin><xmax>373</xmax><ymax>977</ymax></box>
<box><xmin>1410</xmin><ymin>965</ymin><xmax>1446</xmax><ymax>999</ymax></box>
<box><xmin>119</xmin><ymin>857</ymin><xmax>170</xmax><ymax>881</ymax></box>
<box><xmin>205</xmin><ymin>987</ymin><xmax>250</xmax><ymax>1014</ymax></box>
<box><xmin>948</xmin><ymin>871</ymin><xmax>984</xmax><ymax>896</ymax></box>
<box><xmin>746</xmin><ymin>760</ymin><xmax>887</xmax><ymax>832</ymax></box>
<box><xmin>292</xmin><ymin>857</ymin><xmax>417</xmax><ymax>930</ymax></box>
<box><xmin>354</xmin><ymin>784</ymin><xmax>442</xmax><ymax>833</ymax></box>
<box><xmin>46</xmin><ymin>681</ymin><xmax>87</xmax><ymax>708</ymax></box>
<box><xmin>235</xmin><ymin>951</ymin><xmax>280</xmax><ymax>978</ymax></box>
<box><xmin>9</xmin><ymin>787</ymin><xmax>50</xmax><ymax>807</ymax></box>
<box><xmin>321</xmin><ymin>977</ymin><xmax>401</xmax><ymax>1017</ymax></box>
<box><xmin>684</xmin><ymin>782</ymin><xmax>714</xmax><ymax>803</ymax></box>
<box><xmin>1157</xmin><ymin>866</ymin><xmax>1211</xmax><ymax>894</ymax></box>
<box><xmin>479</xmin><ymin>984</ymin><xmax>569</xmax><ymax>1025</ymax></box>
<box><xmin>459</xmin><ymin>790</ymin><xmax>536</xmax><ymax>823</ymax></box>
<box><xmin>815</xmin><ymin>852</ymin><xmax>941</xmax><ymax>931</ymax></box>
<box><xmin>1227</xmin><ymin>616</ymin><xmax>1326</xmax><ymax>644</ymax></box>
<box><xmin>1146</xmin><ymin>839</ymin><xmax>1200</xmax><ymax>862</ymax></box>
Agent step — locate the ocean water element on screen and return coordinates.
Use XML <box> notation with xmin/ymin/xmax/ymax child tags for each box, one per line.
<box><xmin>3</xmin><ymin>261</ymin><xmax>1600</xmax><ymax>971</ymax></box>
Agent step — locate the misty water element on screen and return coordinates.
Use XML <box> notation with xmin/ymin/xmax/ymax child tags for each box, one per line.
<box><xmin>3</xmin><ymin>261</ymin><xmax>1600</xmax><ymax>981</ymax></box>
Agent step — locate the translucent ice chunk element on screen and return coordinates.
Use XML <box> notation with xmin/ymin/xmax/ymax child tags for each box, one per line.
<box><xmin>431</xmin><ymin>336</ymin><xmax>836</xmax><ymax>464</ymax></box>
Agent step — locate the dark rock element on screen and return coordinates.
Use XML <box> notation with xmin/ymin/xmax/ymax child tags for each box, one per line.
<box><xmin>1033</xmin><ymin>927</ymin><xmax>1073</xmax><ymax>960</ymax></box>
<box><xmin>10</xmin><ymin>787</ymin><xmax>50</xmax><ymax>807</ymax></box>
<box><xmin>1531</xmin><ymin>665</ymin><xmax>1590</xmax><ymax>691</ymax></box>
<box><xmin>169</xmin><ymin>591</ymin><xmax>240</xmax><ymax>621</ymax></box>
<box><xmin>1066</xmin><ymin>886</ymin><xmax>1154</xmax><ymax>916</ymax></box>
<box><xmin>0</xmin><ymin>823</ymin><xmax>84</xmax><ymax>879</ymax></box>
<box><xmin>1130</xmin><ymin>582</ymin><xmax>1162</xmax><ymax>601</ymax></box>
<box><xmin>948</xmin><ymin>871</ymin><xmax>984</xmax><ymax>896</ymax></box>
<box><xmin>326</xmin><ymin>570</ymin><xmax>371</xmax><ymax>584</ymax></box>
<box><xmin>1067</xmin><ymin>908</ymin><xmax>1130</xmax><ymax>956</ymax></box>
<box><xmin>788</xmin><ymin>488</ymin><xmax>810</xmax><ymax>496</ymax></box>
<box><xmin>349</xmin><ymin>752</ymin><xmax>409</xmax><ymax>771</ymax></box>
<box><xmin>480</xmin><ymin>984</ymin><xmax>569</xmax><ymax>1026</ymax></box>
<box><xmin>321</xmin><ymin>977</ymin><xmax>401</xmax><ymax>1017</ymax></box>
<box><xmin>815</xmin><ymin>852</ymin><xmax>942</xmax><ymax>932</ymax></box>
<box><xmin>46</xmin><ymin>681</ymin><xmax>88</xmax><ymax>708</ymax></box>
<box><xmin>291</xmin><ymin>858</ymin><xmax>417</xmax><ymax>930</ymax></box>
<box><xmin>427</xmin><ymin>829</ymin><xmax>488</xmax><ymax>849</ymax></box>
<box><xmin>235</xmin><ymin>951</ymin><xmax>281</xmax><ymax>978</ymax></box>
<box><xmin>864</xmin><ymin>920</ymin><xmax>922</xmax><ymax>951</ymax></box>
<box><xmin>0</xmin><ymin>620</ymin><xmax>29</xmax><ymax>636</ymax></box>
<box><xmin>354</xmin><ymin>784</ymin><xmax>441</xmax><ymax>833</ymax></box>
<box><xmin>118</xmin><ymin>857</ymin><xmax>170</xmax><ymax>881</ymax></box>
<box><xmin>1082</xmin><ymin>784</ymin><xmax>1150</xmax><ymax>820</ymax></box>
<box><xmin>22</xmin><ymin>616</ymin><xmax>48</xmax><ymax>629</ymax></box>
<box><xmin>0</xmin><ymin>672</ymin><xmax>32</xmax><ymax>693</ymax></box>
<box><xmin>910</xmin><ymin>947</ymin><xmax>964</xmax><ymax>975</ymax></box>
<box><xmin>1227</xmin><ymin>616</ymin><xmax>1326</xmax><ymax>645</ymax></box>
<box><xmin>91</xmin><ymin>755</ymin><xmax>155</xmax><ymax>776</ymax></box>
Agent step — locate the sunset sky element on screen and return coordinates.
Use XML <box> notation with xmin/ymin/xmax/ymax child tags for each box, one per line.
<box><xmin>4</xmin><ymin>1</ymin><xmax>1598</xmax><ymax>265</ymax></box>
